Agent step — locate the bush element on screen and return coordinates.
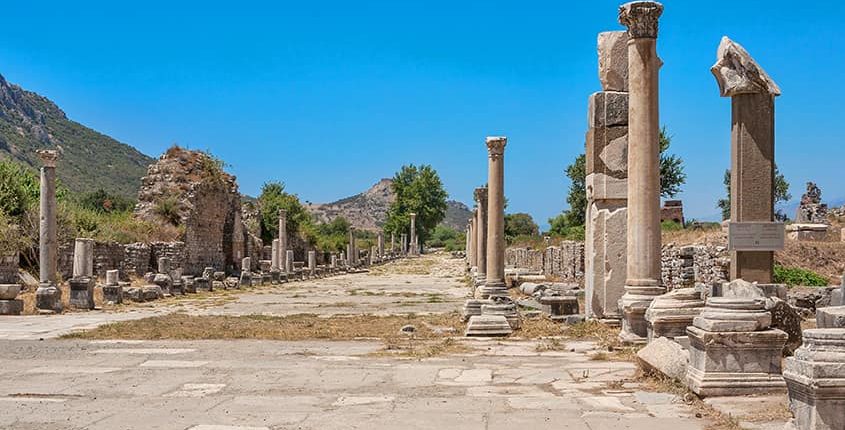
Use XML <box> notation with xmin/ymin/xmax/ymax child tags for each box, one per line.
<box><xmin>154</xmin><ymin>196</ymin><xmax>182</xmax><ymax>226</ymax></box>
<box><xmin>774</xmin><ymin>265</ymin><xmax>829</xmax><ymax>287</ymax></box>
<box><xmin>428</xmin><ymin>225</ymin><xmax>464</xmax><ymax>250</ymax></box>
<box><xmin>660</xmin><ymin>220</ymin><xmax>684</xmax><ymax>231</ymax></box>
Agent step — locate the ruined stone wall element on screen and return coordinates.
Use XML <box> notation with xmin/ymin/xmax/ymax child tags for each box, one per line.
<box><xmin>660</xmin><ymin>243</ymin><xmax>729</xmax><ymax>290</ymax></box>
<box><xmin>505</xmin><ymin>241</ymin><xmax>585</xmax><ymax>282</ymax></box>
<box><xmin>182</xmin><ymin>181</ymin><xmax>233</xmax><ymax>275</ymax></box>
<box><xmin>93</xmin><ymin>242</ymin><xmax>125</xmax><ymax>279</ymax></box>
<box><xmin>149</xmin><ymin>242</ymin><xmax>186</xmax><ymax>272</ymax></box>
<box><xmin>124</xmin><ymin>243</ymin><xmax>151</xmax><ymax>277</ymax></box>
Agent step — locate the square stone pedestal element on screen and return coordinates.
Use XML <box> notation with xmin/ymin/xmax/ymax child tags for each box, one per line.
<box><xmin>539</xmin><ymin>296</ymin><xmax>579</xmax><ymax>321</ymax></box>
<box><xmin>36</xmin><ymin>283</ymin><xmax>62</xmax><ymax>313</ymax></box>
<box><xmin>68</xmin><ymin>277</ymin><xmax>95</xmax><ymax>310</ymax></box>
<box><xmin>102</xmin><ymin>285</ymin><xmax>123</xmax><ymax>304</ymax></box>
<box><xmin>784</xmin><ymin>329</ymin><xmax>845</xmax><ymax>430</ymax></box>
<box><xmin>0</xmin><ymin>299</ymin><xmax>23</xmax><ymax>315</ymax></box>
<box><xmin>686</xmin><ymin>326</ymin><xmax>787</xmax><ymax>397</ymax></box>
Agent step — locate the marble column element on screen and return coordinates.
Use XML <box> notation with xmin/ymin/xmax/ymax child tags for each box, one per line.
<box><xmin>377</xmin><ymin>232</ymin><xmax>385</xmax><ymax>260</ymax></box>
<box><xmin>271</xmin><ymin>239</ymin><xmax>280</xmax><ymax>271</ymax></box>
<box><xmin>409</xmin><ymin>213</ymin><xmax>418</xmax><ymax>256</ymax></box>
<box><xmin>711</xmin><ymin>36</ymin><xmax>781</xmax><ymax>284</ymax></box>
<box><xmin>469</xmin><ymin>213</ymin><xmax>478</xmax><ymax>273</ymax></box>
<box><xmin>474</xmin><ymin>187</ymin><xmax>488</xmax><ymax>289</ymax></box>
<box><xmin>35</xmin><ymin>149</ymin><xmax>61</xmax><ymax>312</ymax></box>
<box><xmin>348</xmin><ymin>227</ymin><xmax>356</xmax><ymax>265</ymax></box>
<box><xmin>401</xmin><ymin>233</ymin><xmax>408</xmax><ymax>255</ymax></box>
<box><xmin>390</xmin><ymin>232</ymin><xmax>396</xmax><ymax>255</ymax></box>
<box><xmin>72</xmin><ymin>238</ymin><xmax>94</xmax><ymax>278</ymax></box>
<box><xmin>618</xmin><ymin>1</ymin><xmax>665</xmax><ymax>343</ymax></box>
<box><xmin>480</xmin><ymin>137</ymin><xmax>507</xmax><ymax>298</ymax></box>
<box><xmin>308</xmin><ymin>251</ymin><xmax>316</xmax><ymax>275</ymax></box>
<box><xmin>285</xmin><ymin>250</ymin><xmax>294</xmax><ymax>274</ymax></box>
<box><xmin>278</xmin><ymin>209</ymin><xmax>288</xmax><ymax>273</ymax></box>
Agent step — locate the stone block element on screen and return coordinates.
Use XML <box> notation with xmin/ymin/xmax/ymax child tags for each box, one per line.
<box><xmin>35</xmin><ymin>284</ymin><xmax>62</xmax><ymax>313</ymax></box>
<box><xmin>817</xmin><ymin>306</ymin><xmax>845</xmax><ymax>328</ymax></box>
<box><xmin>637</xmin><ymin>336</ymin><xmax>689</xmax><ymax>382</ymax></box>
<box><xmin>585</xmin><ymin>125</ymin><xmax>628</xmax><ymax>177</ymax></box>
<box><xmin>68</xmin><ymin>277</ymin><xmax>95</xmax><ymax>310</ymax></box>
<box><xmin>0</xmin><ymin>283</ymin><xmax>21</xmax><ymax>300</ymax></box>
<box><xmin>0</xmin><ymin>299</ymin><xmax>23</xmax><ymax>315</ymax></box>
<box><xmin>585</xmin><ymin>201</ymin><xmax>626</xmax><ymax>319</ymax></box>
<box><xmin>465</xmin><ymin>315</ymin><xmax>512</xmax><ymax>337</ymax></box>
<box><xmin>102</xmin><ymin>285</ymin><xmax>122</xmax><ymax>304</ymax></box>
<box><xmin>784</xmin><ymin>329</ymin><xmax>845</xmax><ymax>430</ymax></box>
<box><xmin>141</xmin><ymin>285</ymin><xmax>163</xmax><ymax>301</ymax></box>
<box><xmin>588</xmin><ymin>91</ymin><xmax>629</xmax><ymax>128</ymax></box>
<box><xmin>769</xmin><ymin>297</ymin><xmax>803</xmax><ymax>355</ymax></box>
<box><xmin>125</xmin><ymin>287</ymin><xmax>143</xmax><ymax>302</ymax></box>
<box><xmin>686</xmin><ymin>326</ymin><xmax>788</xmax><ymax>397</ymax></box>
<box><xmin>597</xmin><ymin>31</ymin><xmax>628</xmax><ymax>92</ymax></box>
<box><xmin>194</xmin><ymin>277</ymin><xmax>211</xmax><ymax>292</ymax></box>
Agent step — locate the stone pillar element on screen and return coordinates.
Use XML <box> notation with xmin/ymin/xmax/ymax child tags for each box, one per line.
<box><xmin>480</xmin><ymin>137</ymin><xmax>507</xmax><ymax>298</ymax></box>
<box><xmin>711</xmin><ymin>36</ymin><xmax>781</xmax><ymax>284</ymax></box>
<box><xmin>370</xmin><ymin>246</ymin><xmax>377</xmax><ymax>265</ymax></box>
<box><xmin>158</xmin><ymin>257</ymin><xmax>171</xmax><ymax>274</ymax></box>
<box><xmin>72</xmin><ymin>238</ymin><xmax>94</xmax><ymax>278</ymax></box>
<box><xmin>377</xmin><ymin>232</ymin><xmax>385</xmax><ymax>260</ymax></box>
<box><xmin>401</xmin><ymin>233</ymin><xmax>408</xmax><ymax>255</ymax></box>
<box><xmin>474</xmin><ymin>187</ymin><xmax>488</xmax><ymax>288</ymax></box>
<box><xmin>585</xmin><ymin>30</ymin><xmax>629</xmax><ymax>321</ymax></box>
<box><xmin>409</xmin><ymin>213</ymin><xmax>418</xmax><ymax>256</ymax></box>
<box><xmin>465</xmin><ymin>222</ymin><xmax>472</xmax><ymax>270</ymax></box>
<box><xmin>278</xmin><ymin>209</ymin><xmax>288</xmax><ymax>273</ymax></box>
<box><xmin>390</xmin><ymin>232</ymin><xmax>396</xmax><ymax>255</ymax></box>
<box><xmin>35</xmin><ymin>149</ymin><xmax>61</xmax><ymax>312</ymax></box>
<box><xmin>618</xmin><ymin>1</ymin><xmax>665</xmax><ymax>343</ymax></box>
<box><xmin>285</xmin><ymin>250</ymin><xmax>294</xmax><ymax>274</ymax></box>
<box><xmin>330</xmin><ymin>254</ymin><xmax>338</xmax><ymax>269</ymax></box>
<box><xmin>308</xmin><ymin>251</ymin><xmax>316</xmax><ymax>275</ymax></box>
<box><xmin>469</xmin><ymin>213</ymin><xmax>478</xmax><ymax>273</ymax></box>
<box><xmin>103</xmin><ymin>269</ymin><xmax>122</xmax><ymax>304</ymax></box>
<box><xmin>241</xmin><ymin>257</ymin><xmax>251</xmax><ymax>273</ymax></box>
<box><xmin>348</xmin><ymin>228</ymin><xmax>356</xmax><ymax>265</ymax></box>
<box><xmin>271</xmin><ymin>239</ymin><xmax>280</xmax><ymax>271</ymax></box>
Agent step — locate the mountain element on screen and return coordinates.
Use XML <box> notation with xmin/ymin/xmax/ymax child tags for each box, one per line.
<box><xmin>308</xmin><ymin>178</ymin><xmax>473</xmax><ymax>231</ymax></box>
<box><xmin>0</xmin><ymin>74</ymin><xmax>153</xmax><ymax>197</ymax></box>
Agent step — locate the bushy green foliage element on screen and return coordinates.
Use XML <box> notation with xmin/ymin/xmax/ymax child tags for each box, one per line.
<box><xmin>773</xmin><ymin>265</ymin><xmax>829</xmax><ymax>287</ymax></box>
<box><xmin>257</xmin><ymin>181</ymin><xmax>311</xmax><ymax>244</ymax></box>
<box><xmin>505</xmin><ymin>213</ymin><xmax>539</xmax><ymax>244</ymax></box>
<box><xmin>718</xmin><ymin>167</ymin><xmax>791</xmax><ymax>221</ymax></box>
<box><xmin>154</xmin><ymin>196</ymin><xmax>182</xmax><ymax>226</ymax></box>
<box><xmin>77</xmin><ymin>188</ymin><xmax>135</xmax><ymax>213</ymax></box>
<box><xmin>547</xmin><ymin>215</ymin><xmax>585</xmax><ymax>241</ymax></box>
<box><xmin>659</xmin><ymin>127</ymin><xmax>686</xmax><ymax>199</ymax></box>
<box><xmin>0</xmin><ymin>159</ymin><xmax>41</xmax><ymax>217</ymax></box>
<box><xmin>383</xmin><ymin>164</ymin><xmax>448</xmax><ymax>245</ymax></box>
<box><xmin>428</xmin><ymin>225</ymin><xmax>465</xmax><ymax>251</ymax></box>
<box><xmin>660</xmin><ymin>220</ymin><xmax>684</xmax><ymax>231</ymax></box>
<box><xmin>306</xmin><ymin>216</ymin><xmax>351</xmax><ymax>253</ymax></box>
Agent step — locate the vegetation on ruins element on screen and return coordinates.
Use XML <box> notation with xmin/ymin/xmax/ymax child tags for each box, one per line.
<box><xmin>383</xmin><ymin>164</ymin><xmax>448</xmax><ymax>245</ymax></box>
<box><xmin>428</xmin><ymin>225</ymin><xmax>465</xmax><ymax>251</ymax></box>
<box><xmin>505</xmin><ymin>213</ymin><xmax>540</xmax><ymax>244</ymax></box>
<box><xmin>773</xmin><ymin>265</ymin><xmax>828</xmax><ymax>287</ymax></box>
<box><xmin>717</xmin><ymin>167</ymin><xmax>791</xmax><ymax>221</ymax></box>
<box><xmin>550</xmin><ymin>127</ymin><xmax>686</xmax><ymax>238</ymax></box>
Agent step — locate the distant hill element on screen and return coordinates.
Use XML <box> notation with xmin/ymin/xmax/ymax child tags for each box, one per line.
<box><xmin>308</xmin><ymin>178</ymin><xmax>472</xmax><ymax>231</ymax></box>
<box><xmin>0</xmin><ymin>74</ymin><xmax>153</xmax><ymax>197</ymax></box>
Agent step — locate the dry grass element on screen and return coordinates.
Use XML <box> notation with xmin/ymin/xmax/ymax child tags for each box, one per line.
<box><xmin>562</xmin><ymin>320</ymin><xmax>640</xmax><ymax>361</ymax></box>
<box><xmin>661</xmin><ymin>225</ymin><xmax>725</xmax><ymax>246</ymax></box>
<box><xmin>534</xmin><ymin>337</ymin><xmax>568</xmax><ymax>352</ymax></box>
<box><xmin>518</xmin><ymin>316</ymin><xmax>564</xmax><ymax>337</ymax></box>
<box><xmin>375</xmin><ymin>337</ymin><xmax>471</xmax><ymax>358</ymax></box>
<box><xmin>62</xmin><ymin>311</ymin><xmax>466</xmax><ymax>341</ymax></box>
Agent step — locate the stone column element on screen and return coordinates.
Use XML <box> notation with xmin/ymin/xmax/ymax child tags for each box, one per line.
<box><xmin>330</xmin><ymin>254</ymin><xmax>338</xmax><ymax>269</ymax></box>
<box><xmin>271</xmin><ymin>239</ymin><xmax>280</xmax><ymax>271</ymax></box>
<box><xmin>285</xmin><ymin>250</ymin><xmax>294</xmax><ymax>274</ymax></box>
<box><xmin>35</xmin><ymin>149</ymin><xmax>61</xmax><ymax>312</ymax></box>
<box><xmin>618</xmin><ymin>1</ymin><xmax>665</xmax><ymax>343</ymax></box>
<box><xmin>390</xmin><ymin>232</ymin><xmax>396</xmax><ymax>255</ymax></box>
<box><xmin>103</xmin><ymin>269</ymin><xmax>122</xmax><ymax>304</ymax></box>
<box><xmin>711</xmin><ymin>37</ymin><xmax>781</xmax><ymax>283</ymax></box>
<box><xmin>348</xmin><ymin>228</ymin><xmax>356</xmax><ymax>265</ymax></box>
<box><xmin>401</xmin><ymin>233</ymin><xmax>408</xmax><ymax>255</ymax></box>
<box><xmin>409</xmin><ymin>213</ymin><xmax>418</xmax><ymax>256</ymax></box>
<box><xmin>481</xmin><ymin>137</ymin><xmax>507</xmax><ymax>298</ymax></box>
<box><xmin>308</xmin><ymin>251</ymin><xmax>316</xmax><ymax>275</ymax></box>
<box><xmin>72</xmin><ymin>238</ymin><xmax>94</xmax><ymax>278</ymax></box>
<box><xmin>469</xmin><ymin>213</ymin><xmax>478</xmax><ymax>273</ymax></box>
<box><xmin>474</xmin><ymin>187</ymin><xmax>488</xmax><ymax>288</ymax></box>
<box><xmin>278</xmin><ymin>209</ymin><xmax>287</xmax><ymax>273</ymax></box>
<box><xmin>585</xmin><ymin>30</ymin><xmax>629</xmax><ymax>321</ymax></box>
<box><xmin>465</xmin><ymin>222</ymin><xmax>472</xmax><ymax>270</ymax></box>
<box><xmin>377</xmin><ymin>232</ymin><xmax>385</xmax><ymax>260</ymax></box>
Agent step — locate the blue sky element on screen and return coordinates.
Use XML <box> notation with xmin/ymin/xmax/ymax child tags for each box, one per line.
<box><xmin>2</xmin><ymin>1</ymin><xmax>843</xmax><ymax>228</ymax></box>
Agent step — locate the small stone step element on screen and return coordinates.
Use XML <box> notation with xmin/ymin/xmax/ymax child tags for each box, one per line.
<box><xmin>465</xmin><ymin>315</ymin><xmax>512</xmax><ymax>337</ymax></box>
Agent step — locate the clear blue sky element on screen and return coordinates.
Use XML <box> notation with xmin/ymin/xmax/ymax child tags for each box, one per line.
<box><xmin>2</xmin><ymin>1</ymin><xmax>842</xmax><ymax>228</ymax></box>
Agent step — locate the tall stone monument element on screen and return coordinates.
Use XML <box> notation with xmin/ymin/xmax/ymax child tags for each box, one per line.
<box><xmin>479</xmin><ymin>137</ymin><xmax>507</xmax><ymax>298</ymax></box>
<box><xmin>585</xmin><ymin>29</ymin><xmax>630</xmax><ymax>322</ymax></box>
<box><xmin>35</xmin><ymin>149</ymin><xmax>62</xmax><ymax>313</ymax></box>
<box><xmin>712</xmin><ymin>36</ymin><xmax>781</xmax><ymax>283</ymax></box>
<box><xmin>278</xmin><ymin>209</ymin><xmax>288</xmax><ymax>272</ymax></box>
<box><xmin>618</xmin><ymin>1</ymin><xmax>665</xmax><ymax>343</ymax></box>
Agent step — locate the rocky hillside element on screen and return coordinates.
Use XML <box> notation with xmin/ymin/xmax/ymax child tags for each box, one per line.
<box><xmin>0</xmin><ymin>74</ymin><xmax>153</xmax><ymax>197</ymax></box>
<box><xmin>308</xmin><ymin>178</ymin><xmax>472</xmax><ymax>231</ymax></box>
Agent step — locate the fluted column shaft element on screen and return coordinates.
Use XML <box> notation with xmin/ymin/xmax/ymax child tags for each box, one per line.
<box><xmin>485</xmin><ymin>137</ymin><xmax>507</xmax><ymax>292</ymax></box>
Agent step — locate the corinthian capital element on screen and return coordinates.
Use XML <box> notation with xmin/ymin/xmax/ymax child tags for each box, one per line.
<box><xmin>36</xmin><ymin>149</ymin><xmax>58</xmax><ymax>168</ymax></box>
<box><xmin>474</xmin><ymin>187</ymin><xmax>488</xmax><ymax>203</ymax></box>
<box><xmin>618</xmin><ymin>1</ymin><xmax>663</xmax><ymax>39</ymax></box>
<box><xmin>486</xmin><ymin>136</ymin><xmax>507</xmax><ymax>159</ymax></box>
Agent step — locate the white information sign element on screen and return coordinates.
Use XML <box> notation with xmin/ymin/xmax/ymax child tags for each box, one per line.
<box><xmin>728</xmin><ymin>222</ymin><xmax>785</xmax><ymax>251</ymax></box>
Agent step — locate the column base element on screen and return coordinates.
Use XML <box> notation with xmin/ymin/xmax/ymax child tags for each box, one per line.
<box><xmin>36</xmin><ymin>283</ymin><xmax>63</xmax><ymax>313</ymax></box>
<box><xmin>68</xmin><ymin>277</ymin><xmax>95</xmax><ymax>310</ymax></box>
<box><xmin>102</xmin><ymin>285</ymin><xmax>123</xmax><ymax>304</ymax></box>
<box><xmin>477</xmin><ymin>281</ymin><xmax>507</xmax><ymax>299</ymax></box>
<box><xmin>618</xmin><ymin>282</ymin><xmax>665</xmax><ymax>343</ymax></box>
<box><xmin>0</xmin><ymin>299</ymin><xmax>23</xmax><ymax>315</ymax></box>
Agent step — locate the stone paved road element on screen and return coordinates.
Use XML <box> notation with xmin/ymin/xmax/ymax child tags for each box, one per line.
<box><xmin>0</xmin><ymin>255</ymin><xmax>715</xmax><ymax>429</ymax></box>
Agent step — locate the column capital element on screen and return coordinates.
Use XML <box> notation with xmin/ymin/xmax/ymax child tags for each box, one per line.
<box><xmin>486</xmin><ymin>136</ymin><xmax>507</xmax><ymax>159</ymax></box>
<box><xmin>711</xmin><ymin>36</ymin><xmax>781</xmax><ymax>98</ymax></box>
<box><xmin>473</xmin><ymin>187</ymin><xmax>488</xmax><ymax>202</ymax></box>
<box><xmin>278</xmin><ymin>208</ymin><xmax>287</xmax><ymax>217</ymax></box>
<box><xmin>618</xmin><ymin>1</ymin><xmax>663</xmax><ymax>39</ymax></box>
<box><xmin>36</xmin><ymin>149</ymin><xmax>58</xmax><ymax>168</ymax></box>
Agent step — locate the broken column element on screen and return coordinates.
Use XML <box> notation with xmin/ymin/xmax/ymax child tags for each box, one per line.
<box><xmin>474</xmin><ymin>187</ymin><xmax>488</xmax><ymax>289</ymax></box>
<box><xmin>285</xmin><ymin>250</ymin><xmax>294</xmax><ymax>275</ymax></box>
<box><xmin>278</xmin><ymin>209</ymin><xmax>287</xmax><ymax>273</ymax></box>
<box><xmin>153</xmin><ymin>257</ymin><xmax>174</xmax><ymax>295</ymax></box>
<box><xmin>348</xmin><ymin>227</ymin><xmax>356</xmax><ymax>265</ymax></box>
<box><xmin>585</xmin><ymin>30</ymin><xmax>630</xmax><ymax>322</ymax></box>
<box><xmin>271</xmin><ymin>239</ymin><xmax>280</xmax><ymax>272</ymax></box>
<box><xmin>390</xmin><ymin>232</ymin><xmax>396</xmax><ymax>256</ymax></box>
<box><xmin>308</xmin><ymin>251</ymin><xmax>316</xmax><ymax>276</ymax></box>
<box><xmin>401</xmin><ymin>233</ymin><xmax>408</xmax><ymax>255</ymax></box>
<box><xmin>479</xmin><ymin>137</ymin><xmax>507</xmax><ymax>298</ymax></box>
<box><xmin>0</xmin><ymin>251</ymin><xmax>23</xmax><ymax>315</ymax></box>
<box><xmin>686</xmin><ymin>293</ymin><xmax>788</xmax><ymax>396</ymax></box>
<box><xmin>103</xmin><ymin>269</ymin><xmax>123</xmax><ymax>304</ymax></box>
<box><xmin>377</xmin><ymin>232</ymin><xmax>385</xmax><ymax>260</ymax></box>
<box><xmin>35</xmin><ymin>149</ymin><xmax>62</xmax><ymax>313</ymax></box>
<box><xmin>239</xmin><ymin>257</ymin><xmax>252</xmax><ymax>287</ymax></box>
<box><xmin>644</xmin><ymin>287</ymin><xmax>704</xmax><ymax>341</ymax></box>
<box><xmin>712</xmin><ymin>36</ymin><xmax>782</xmax><ymax>283</ymax></box>
<box><xmin>469</xmin><ymin>213</ymin><xmax>478</xmax><ymax>274</ymax></box>
<box><xmin>409</xmin><ymin>213</ymin><xmax>418</xmax><ymax>256</ymax></box>
<box><xmin>618</xmin><ymin>1</ymin><xmax>666</xmax><ymax>343</ymax></box>
<box><xmin>68</xmin><ymin>238</ymin><xmax>95</xmax><ymax>309</ymax></box>
<box><xmin>784</xmin><ymin>329</ymin><xmax>845</xmax><ymax>430</ymax></box>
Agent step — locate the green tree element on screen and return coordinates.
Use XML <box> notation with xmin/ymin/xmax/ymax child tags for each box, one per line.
<box><xmin>257</xmin><ymin>181</ymin><xmax>311</xmax><ymax>244</ymax></box>
<box><xmin>77</xmin><ymin>188</ymin><xmax>135</xmax><ymax>213</ymax></box>
<box><xmin>383</xmin><ymin>164</ymin><xmax>448</xmax><ymax>246</ymax></box>
<box><xmin>0</xmin><ymin>159</ymin><xmax>41</xmax><ymax>218</ymax></box>
<box><xmin>505</xmin><ymin>213</ymin><xmax>539</xmax><ymax>243</ymax></box>
<box><xmin>428</xmin><ymin>225</ymin><xmax>465</xmax><ymax>251</ymax></box>
<box><xmin>659</xmin><ymin>127</ymin><xmax>687</xmax><ymax>198</ymax></box>
<box><xmin>564</xmin><ymin>154</ymin><xmax>587</xmax><ymax>226</ymax></box>
<box><xmin>717</xmin><ymin>167</ymin><xmax>791</xmax><ymax>221</ymax></box>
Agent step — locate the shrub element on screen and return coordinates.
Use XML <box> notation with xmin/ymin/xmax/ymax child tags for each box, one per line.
<box><xmin>774</xmin><ymin>265</ymin><xmax>829</xmax><ymax>287</ymax></box>
<box><xmin>660</xmin><ymin>220</ymin><xmax>684</xmax><ymax>231</ymax></box>
<box><xmin>154</xmin><ymin>196</ymin><xmax>182</xmax><ymax>226</ymax></box>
